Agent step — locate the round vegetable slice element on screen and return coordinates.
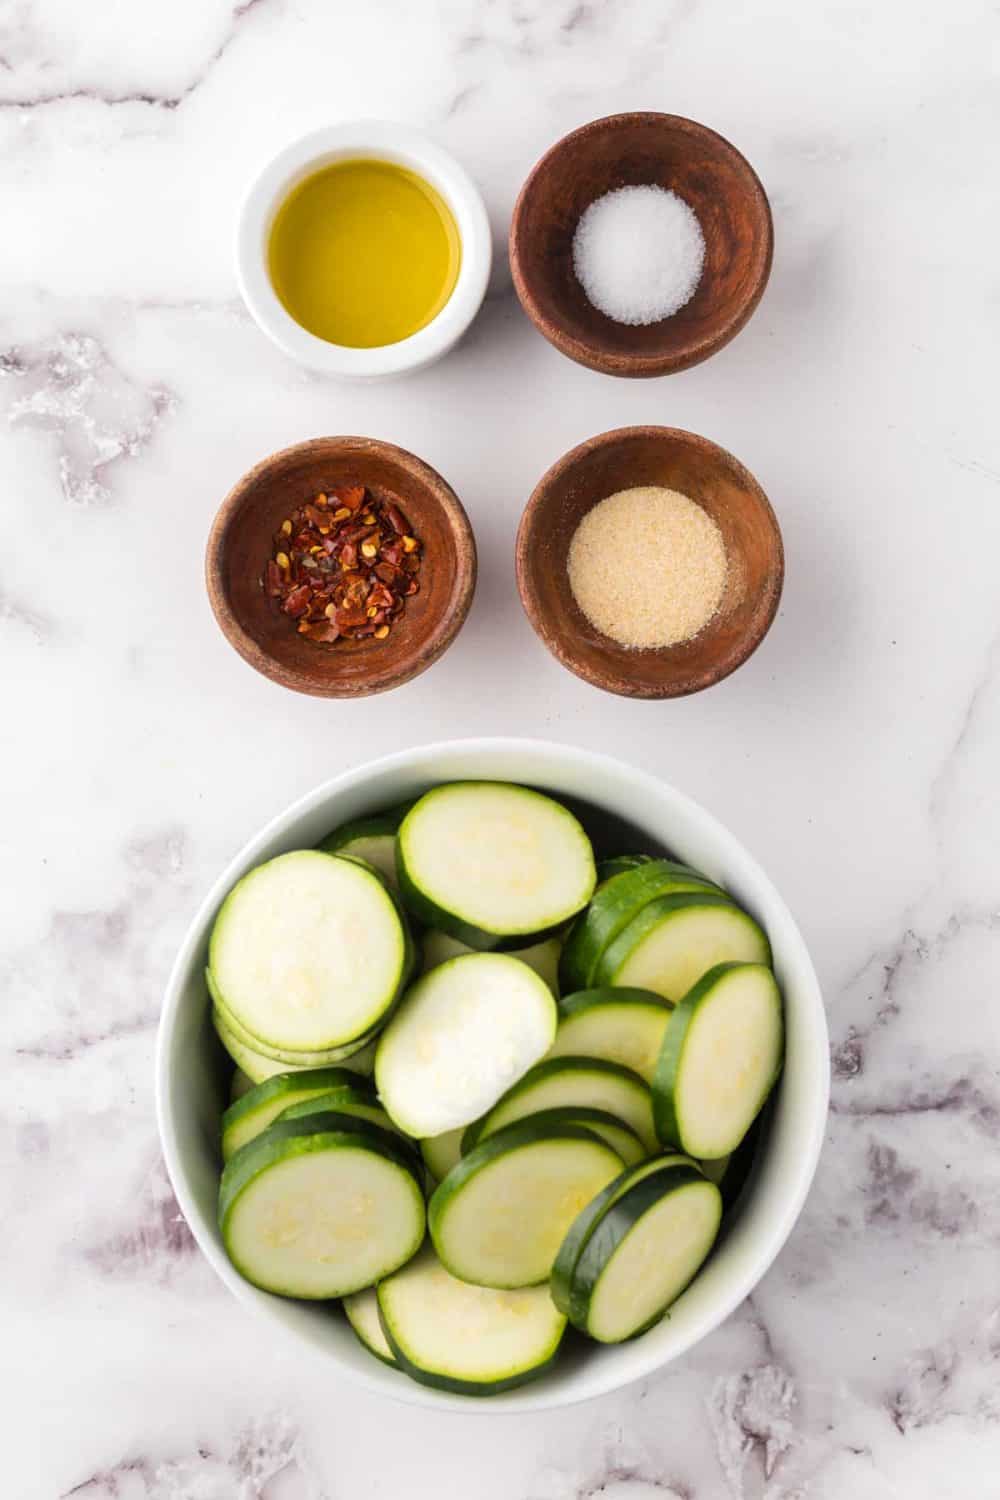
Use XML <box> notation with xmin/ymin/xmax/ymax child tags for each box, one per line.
<box><xmin>421</xmin><ymin>928</ymin><xmax>561</xmax><ymax>997</ymax></box>
<box><xmin>375</xmin><ymin>953</ymin><xmax>557</xmax><ymax>1138</ymax></box>
<box><xmin>474</xmin><ymin>1105</ymin><xmax>645</xmax><ymax>1167</ymax></box>
<box><xmin>548</xmin><ymin>987</ymin><xmax>673</xmax><ymax>1083</ymax></box>
<box><xmin>397</xmin><ymin>782</ymin><xmax>596</xmax><ymax>949</ymax></box>
<box><xmin>595</xmin><ymin>854</ymin><xmax>656</xmax><ymax>882</ymax></box>
<box><xmin>560</xmin><ymin>861</ymin><xmax>723</xmax><ymax>993</ymax></box>
<box><xmin>550</xmin><ymin>1153</ymin><xmax>697</xmax><ymax>1314</ymax></box>
<box><xmin>653</xmin><ymin>962</ymin><xmax>783</xmax><ymax>1158</ymax></box>
<box><xmin>318</xmin><ymin>801</ymin><xmax>412</xmax><ymax>888</ymax></box>
<box><xmin>463</xmin><ymin>1055</ymin><xmax>657</xmax><ymax>1155</ymax></box>
<box><xmin>209</xmin><ymin>972</ymin><xmax>383</xmax><ymax>1066</ymax></box>
<box><xmin>595</xmin><ymin>893</ymin><xmax>770</xmax><ymax>1001</ymax></box>
<box><xmin>219</xmin><ymin>1113</ymin><xmax>424</xmax><ymax>1298</ymax></box>
<box><xmin>377</xmin><ymin>1247</ymin><xmax>566</xmax><ymax>1395</ymax></box>
<box><xmin>567</xmin><ymin>1166</ymin><xmax>722</xmax><ymax>1340</ymax></box>
<box><xmin>429</xmin><ymin>1119</ymin><xmax>623</xmax><ymax>1288</ymax></box>
<box><xmin>221</xmin><ymin>1066</ymin><xmax>376</xmax><ymax>1160</ymax></box>
<box><xmin>209</xmin><ymin>850</ymin><xmax>414</xmax><ymax>1053</ymax></box>
<box><xmin>420</xmin><ymin>1127</ymin><xmax>465</xmax><ymax>1183</ymax></box>
<box><xmin>344</xmin><ymin>1287</ymin><xmax>398</xmax><ymax>1367</ymax></box>
<box><xmin>277</xmin><ymin>1087</ymin><xmax>402</xmax><ymax>1140</ymax></box>
<box><xmin>214</xmin><ymin>1009</ymin><xmax>319</xmax><ymax>1084</ymax></box>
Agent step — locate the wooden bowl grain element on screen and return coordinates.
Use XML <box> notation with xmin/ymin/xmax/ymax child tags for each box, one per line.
<box><xmin>206</xmin><ymin>436</ymin><xmax>476</xmax><ymax>698</ymax></box>
<box><xmin>510</xmin><ymin>113</ymin><xmax>773</xmax><ymax>378</ymax></box>
<box><xmin>516</xmin><ymin>426</ymin><xmax>783</xmax><ymax>698</ymax></box>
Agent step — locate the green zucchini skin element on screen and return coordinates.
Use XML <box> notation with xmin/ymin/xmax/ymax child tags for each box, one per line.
<box><xmin>210</xmin><ymin>972</ymin><xmax>384</xmax><ymax>1065</ymax></box>
<box><xmin>343</xmin><ymin>1289</ymin><xmax>399</xmax><ymax>1367</ymax></box>
<box><xmin>560</xmin><ymin>861</ymin><xmax>722</xmax><ymax>992</ymax></box>
<box><xmin>221</xmin><ymin>1066</ymin><xmax>376</xmax><ymax>1159</ymax></box>
<box><xmin>461</xmin><ymin>1055</ymin><xmax>655</xmax><ymax>1155</ymax></box>
<box><xmin>557</xmin><ymin>985</ymin><xmax>669</xmax><ymax>1019</ymax></box>
<box><xmin>378</xmin><ymin>1319</ymin><xmax>563</xmax><ymax>1396</ymax></box>
<box><xmin>318</xmin><ymin>800</ymin><xmax>412</xmax><ymax>854</ymax></box>
<box><xmin>652</xmin><ymin>962</ymin><xmax>782</xmax><ymax>1154</ymax></box>
<box><xmin>595</xmin><ymin>855</ymin><xmax>656</xmax><ymax>882</ymax></box>
<box><xmin>595</xmin><ymin>892</ymin><xmax>763</xmax><ymax>989</ymax></box>
<box><xmin>566</xmin><ymin>1166</ymin><xmax>721</xmax><ymax>1335</ymax></box>
<box><xmin>473</xmin><ymin>1105</ymin><xmax>645</xmax><ymax>1167</ymax></box>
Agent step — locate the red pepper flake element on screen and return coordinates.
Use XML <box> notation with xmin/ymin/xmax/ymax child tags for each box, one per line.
<box><xmin>262</xmin><ymin>485</ymin><xmax>422</xmax><ymax>645</ymax></box>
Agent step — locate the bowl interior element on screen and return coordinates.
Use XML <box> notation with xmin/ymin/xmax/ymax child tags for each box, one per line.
<box><xmin>207</xmin><ymin>438</ymin><xmax>475</xmax><ymax>697</ymax></box>
<box><xmin>511</xmin><ymin>113</ymin><xmax>772</xmax><ymax>374</ymax></box>
<box><xmin>517</xmin><ymin>428</ymin><xmax>783</xmax><ymax>698</ymax></box>
<box><xmin>157</xmin><ymin>739</ymin><xmax>828</xmax><ymax>1413</ymax></box>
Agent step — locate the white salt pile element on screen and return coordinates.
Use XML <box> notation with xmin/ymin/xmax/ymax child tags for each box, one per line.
<box><xmin>572</xmin><ymin>185</ymin><xmax>705</xmax><ymax>326</ymax></box>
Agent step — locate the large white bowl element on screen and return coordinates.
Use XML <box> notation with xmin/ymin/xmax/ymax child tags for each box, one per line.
<box><xmin>156</xmin><ymin>738</ymin><xmax>828</xmax><ymax>1412</ymax></box>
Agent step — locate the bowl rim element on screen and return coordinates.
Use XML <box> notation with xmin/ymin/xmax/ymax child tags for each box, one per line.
<box><xmin>205</xmin><ymin>434</ymin><xmax>477</xmax><ymax>698</ymax></box>
<box><xmin>509</xmin><ymin>111</ymin><xmax>774</xmax><ymax>377</ymax></box>
<box><xmin>156</xmin><ymin>736</ymin><xmax>828</xmax><ymax>1413</ymax></box>
<box><xmin>236</xmin><ymin>121</ymin><xmax>493</xmax><ymax>379</ymax></box>
<box><xmin>516</xmin><ymin>425</ymin><xmax>784</xmax><ymax>699</ymax></box>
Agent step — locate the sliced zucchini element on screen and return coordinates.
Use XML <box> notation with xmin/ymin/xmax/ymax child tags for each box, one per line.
<box><xmin>209</xmin><ymin>971</ymin><xmax>382</xmax><ymax>1066</ymax></box>
<box><xmin>550</xmin><ymin>1153</ymin><xmax>697</xmax><ymax>1314</ymax></box>
<box><xmin>375</xmin><ymin>953</ymin><xmax>557</xmax><ymax>1137</ymax></box>
<box><xmin>377</xmin><ymin>1247</ymin><xmax>566</xmax><ymax>1394</ymax></box>
<box><xmin>344</xmin><ymin>1287</ymin><xmax>398</xmax><ymax>1366</ymax></box>
<box><xmin>420</xmin><ymin>1127</ymin><xmax>465</xmax><ymax>1183</ymax></box>
<box><xmin>337</xmin><ymin>1037</ymin><xmax>377</xmax><ymax>1077</ymax></box>
<box><xmin>566</xmin><ymin>1165</ymin><xmax>722</xmax><ymax>1340</ymax></box>
<box><xmin>548</xmin><ymin>987</ymin><xmax>673</xmax><ymax>1084</ymax></box>
<box><xmin>474</xmin><ymin>1105</ymin><xmax>645</xmax><ymax>1167</ymax></box>
<box><xmin>219</xmin><ymin>1113</ymin><xmax>424</xmax><ymax>1298</ymax></box>
<box><xmin>560</xmin><ymin>860</ymin><xmax>721</xmax><ymax>993</ymax></box>
<box><xmin>397</xmin><ymin>783</ymin><xmax>596</xmax><ymax>949</ymax></box>
<box><xmin>653</xmin><ymin>962</ymin><xmax>783</xmax><ymax>1158</ymax></box>
<box><xmin>230</xmin><ymin>1068</ymin><xmax>254</xmax><ymax>1102</ymax></box>
<box><xmin>595</xmin><ymin>854</ymin><xmax>656</xmax><ymax>882</ymax></box>
<box><xmin>429</xmin><ymin>1119</ymin><xmax>623</xmax><ymax>1288</ymax></box>
<box><xmin>277</xmin><ymin>1087</ymin><xmax>401</xmax><ymax>1141</ymax></box>
<box><xmin>464</xmin><ymin>1055</ymin><xmax>657</xmax><ymax>1155</ymax></box>
<box><xmin>209</xmin><ymin>850</ymin><xmax>414</xmax><ymax>1053</ymax></box>
<box><xmin>214</xmin><ymin>1008</ymin><xmax>318</xmax><ymax>1083</ymax></box>
<box><xmin>595</xmin><ymin>893</ymin><xmax>770</xmax><ymax>1001</ymax></box>
<box><xmin>421</xmin><ymin>928</ymin><xmax>561</xmax><ymax>997</ymax></box>
<box><xmin>221</xmin><ymin>1066</ymin><xmax>376</xmax><ymax>1160</ymax></box>
<box><xmin>318</xmin><ymin>802</ymin><xmax>411</xmax><ymax>888</ymax></box>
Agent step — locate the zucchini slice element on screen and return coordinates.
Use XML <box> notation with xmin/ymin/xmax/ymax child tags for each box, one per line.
<box><xmin>277</xmin><ymin>1087</ymin><xmax>402</xmax><ymax>1142</ymax></box>
<box><xmin>221</xmin><ymin>1066</ymin><xmax>376</xmax><ymax>1160</ymax></box>
<box><xmin>464</xmin><ymin>1055</ymin><xmax>657</xmax><ymax>1155</ymax></box>
<box><xmin>653</xmin><ymin>962</ymin><xmax>783</xmax><ymax>1158</ymax></box>
<box><xmin>209</xmin><ymin>972</ymin><xmax>382</xmax><ymax>1066</ymax></box>
<box><xmin>429</xmin><ymin>1119</ymin><xmax>623</xmax><ymax>1288</ymax></box>
<box><xmin>214</xmin><ymin>1008</ymin><xmax>319</xmax><ymax>1084</ymax></box>
<box><xmin>566</xmin><ymin>1165</ymin><xmax>722</xmax><ymax>1341</ymax></box>
<box><xmin>550</xmin><ymin>1153</ymin><xmax>697</xmax><ymax>1314</ymax></box>
<box><xmin>397</xmin><ymin>783</ymin><xmax>596</xmax><ymax>949</ymax></box>
<box><xmin>473</xmin><ymin>1105</ymin><xmax>645</xmax><ymax>1167</ymax></box>
<box><xmin>209</xmin><ymin>850</ymin><xmax>414</xmax><ymax>1053</ymax></box>
<box><xmin>318</xmin><ymin>802</ymin><xmax>411</xmax><ymax>888</ymax></box>
<box><xmin>343</xmin><ymin>1286</ymin><xmax>397</xmax><ymax>1367</ymax></box>
<box><xmin>420</xmin><ymin>1127</ymin><xmax>465</xmax><ymax>1184</ymax></box>
<box><xmin>375</xmin><ymin>954</ymin><xmax>557</xmax><ymax>1138</ymax></box>
<box><xmin>377</xmin><ymin>1247</ymin><xmax>566</xmax><ymax>1395</ymax></box>
<box><xmin>595</xmin><ymin>893</ymin><xmax>770</xmax><ymax>1001</ymax></box>
<box><xmin>421</xmin><ymin>928</ymin><xmax>561</xmax><ymax>998</ymax></box>
<box><xmin>595</xmin><ymin>854</ymin><xmax>656</xmax><ymax>882</ymax></box>
<box><xmin>548</xmin><ymin>987</ymin><xmax>673</xmax><ymax>1084</ymax></box>
<box><xmin>219</xmin><ymin>1113</ymin><xmax>424</xmax><ymax>1298</ymax></box>
<box><xmin>560</xmin><ymin>860</ymin><xmax>721</xmax><ymax>992</ymax></box>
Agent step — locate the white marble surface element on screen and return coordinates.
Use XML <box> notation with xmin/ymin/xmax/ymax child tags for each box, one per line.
<box><xmin>4</xmin><ymin>1</ymin><xmax>1000</xmax><ymax>1495</ymax></box>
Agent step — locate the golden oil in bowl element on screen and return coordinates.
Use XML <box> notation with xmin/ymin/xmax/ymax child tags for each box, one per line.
<box><xmin>268</xmin><ymin>158</ymin><xmax>461</xmax><ymax>348</ymax></box>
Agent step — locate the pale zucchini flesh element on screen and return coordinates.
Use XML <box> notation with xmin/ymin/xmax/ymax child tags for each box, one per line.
<box><xmin>420</xmin><ymin>1127</ymin><xmax>465</xmax><ymax>1183</ymax></box>
<box><xmin>210</xmin><ymin>971</ymin><xmax>382</xmax><ymax>1066</ymax></box>
<box><xmin>421</xmin><ymin>928</ymin><xmax>561</xmax><ymax>997</ymax></box>
<box><xmin>598</xmin><ymin>894</ymin><xmax>770</xmax><ymax>1002</ymax></box>
<box><xmin>214</xmin><ymin>1008</ymin><xmax>318</xmax><ymax>1084</ymax></box>
<box><xmin>653</xmin><ymin>962</ymin><xmax>783</xmax><ymax>1158</ymax></box>
<box><xmin>377</xmin><ymin>1247</ymin><xmax>566</xmax><ymax>1394</ymax></box>
<box><xmin>221</xmin><ymin>1066</ymin><xmax>376</xmax><ymax>1160</ymax></box>
<box><xmin>549</xmin><ymin>988</ymin><xmax>673</xmax><ymax>1084</ymax></box>
<box><xmin>375</xmin><ymin>953</ymin><xmax>557</xmax><ymax>1137</ymax></box>
<box><xmin>344</xmin><ymin>1287</ymin><xmax>397</xmax><ymax>1366</ymax></box>
<box><xmin>429</xmin><ymin>1122</ymin><xmax>624</xmax><ymax>1288</ymax></box>
<box><xmin>219</xmin><ymin>1117</ymin><xmax>425</xmax><ymax>1298</ymax></box>
<box><xmin>397</xmin><ymin>783</ymin><xmax>596</xmax><ymax>948</ymax></box>
<box><xmin>465</xmin><ymin>1055</ymin><xmax>658</xmax><ymax>1155</ymax></box>
<box><xmin>209</xmin><ymin>850</ymin><xmax>412</xmax><ymax>1052</ymax></box>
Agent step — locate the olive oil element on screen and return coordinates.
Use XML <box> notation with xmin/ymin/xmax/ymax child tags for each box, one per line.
<box><xmin>268</xmin><ymin>158</ymin><xmax>461</xmax><ymax>348</ymax></box>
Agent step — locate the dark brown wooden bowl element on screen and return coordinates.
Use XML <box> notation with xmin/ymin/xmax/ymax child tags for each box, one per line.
<box><xmin>510</xmin><ymin>113</ymin><xmax>773</xmax><ymax>378</ymax></box>
<box><xmin>206</xmin><ymin>436</ymin><xmax>476</xmax><ymax>697</ymax></box>
<box><xmin>516</xmin><ymin>426</ymin><xmax>783</xmax><ymax>698</ymax></box>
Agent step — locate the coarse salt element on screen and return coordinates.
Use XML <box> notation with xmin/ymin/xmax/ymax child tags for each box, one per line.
<box><xmin>567</xmin><ymin>486</ymin><xmax>727</xmax><ymax>649</ymax></box>
<box><xmin>572</xmin><ymin>185</ymin><xmax>705</xmax><ymax>326</ymax></box>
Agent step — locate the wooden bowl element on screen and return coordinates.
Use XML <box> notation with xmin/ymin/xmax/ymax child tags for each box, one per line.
<box><xmin>206</xmin><ymin>437</ymin><xmax>476</xmax><ymax>697</ymax></box>
<box><xmin>516</xmin><ymin>426</ymin><xmax>783</xmax><ymax>698</ymax></box>
<box><xmin>509</xmin><ymin>113</ymin><xmax>773</xmax><ymax>377</ymax></box>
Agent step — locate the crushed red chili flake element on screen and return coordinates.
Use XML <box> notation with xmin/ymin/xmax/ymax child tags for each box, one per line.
<box><xmin>263</xmin><ymin>485</ymin><xmax>422</xmax><ymax>645</ymax></box>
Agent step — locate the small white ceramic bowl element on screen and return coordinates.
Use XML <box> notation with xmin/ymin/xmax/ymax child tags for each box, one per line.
<box><xmin>157</xmin><ymin>738</ymin><xmax>828</xmax><ymax>1412</ymax></box>
<box><xmin>236</xmin><ymin>122</ymin><xmax>492</xmax><ymax>379</ymax></box>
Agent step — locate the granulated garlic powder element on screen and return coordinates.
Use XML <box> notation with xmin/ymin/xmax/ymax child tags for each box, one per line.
<box><xmin>567</xmin><ymin>486</ymin><xmax>727</xmax><ymax>649</ymax></box>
